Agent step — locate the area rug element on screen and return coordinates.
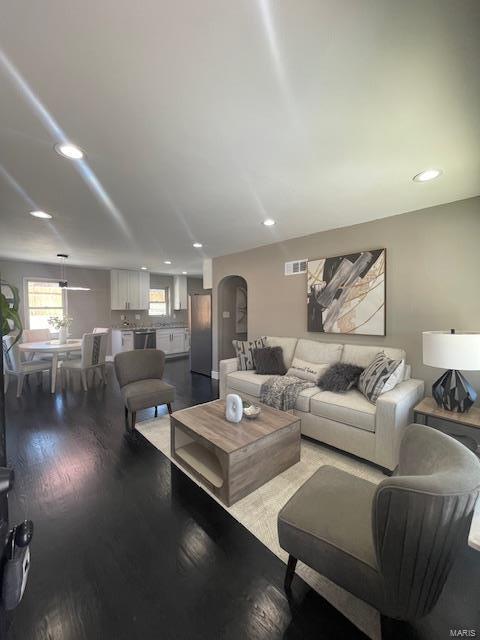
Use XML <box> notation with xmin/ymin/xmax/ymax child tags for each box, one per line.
<box><xmin>137</xmin><ymin>415</ymin><xmax>384</xmax><ymax>640</ymax></box>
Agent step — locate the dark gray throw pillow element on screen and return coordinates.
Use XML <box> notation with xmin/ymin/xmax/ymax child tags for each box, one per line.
<box><xmin>252</xmin><ymin>347</ymin><xmax>287</xmax><ymax>375</ymax></box>
<box><xmin>318</xmin><ymin>363</ymin><xmax>364</xmax><ymax>393</ymax></box>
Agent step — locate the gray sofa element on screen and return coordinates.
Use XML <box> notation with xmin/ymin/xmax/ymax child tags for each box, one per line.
<box><xmin>219</xmin><ymin>337</ymin><xmax>424</xmax><ymax>471</ymax></box>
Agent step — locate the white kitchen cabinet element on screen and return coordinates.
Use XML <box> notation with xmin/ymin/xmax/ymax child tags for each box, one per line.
<box><xmin>110</xmin><ymin>269</ymin><xmax>150</xmax><ymax>310</ymax></box>
<box><xmin>173</xmin><ymin>275</ymin><xmax>188</xmax><ymax>310</ymax></box>
<box><xmin>139</xmin><ymin>271</ymin><xmax>150</xmax><ymax>310</ymax></box>
<box><xmin>156</xmin><ymin>328</ymin><xmax>190</xmax><ymax>357</ymax></box>
<box><xmin>155</xmin><ymin>329</ymin><xmax>172</xmax><ymax>355</ymax></box>
<box><xmin>111</xmin><ymin>329</ymin><xmax>134</xmax><ymax>356</ymax></box>
<box><xmin>171</xmin><ymin>331</ymin><xmax>184</xmax><ymax>353</ymax></box>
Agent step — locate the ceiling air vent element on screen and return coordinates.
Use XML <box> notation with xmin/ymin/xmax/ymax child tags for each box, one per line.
<box><xmin>284</xmin><ymin>259</ymin><xmax>307</xmax><ymax>276</ymax></box>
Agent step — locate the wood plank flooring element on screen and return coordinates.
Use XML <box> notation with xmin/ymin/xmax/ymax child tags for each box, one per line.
<box><xmin>3</xmin><ymin>358</ymin><xmax>479</xmax><ymax>639</ymax></box>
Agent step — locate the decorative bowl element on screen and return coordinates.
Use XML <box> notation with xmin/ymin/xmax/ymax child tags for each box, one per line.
<box><xmin>243</xmin><ymin>403</ymin><xmax>261</xmax><ymax>419</ymax></box>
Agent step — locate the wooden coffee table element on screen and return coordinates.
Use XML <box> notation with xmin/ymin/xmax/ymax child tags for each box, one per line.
<box><xmin>170</xmin><ymin>399</ymin><xmax>301</xmax><ymax>506</ymax></box>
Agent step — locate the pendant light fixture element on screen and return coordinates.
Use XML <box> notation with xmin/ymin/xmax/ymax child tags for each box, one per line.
<box><xmin>57</xmin><ymin>254</ymin><xmax>91</xmax><ymax>291</ymax></box>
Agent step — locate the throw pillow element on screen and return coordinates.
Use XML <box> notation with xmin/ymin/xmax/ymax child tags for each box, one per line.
<box><xmin>358</xmin><ymin>353</ymin><xmax>404</xmax><ymax>404</ymax></box>
<box><xmin>252</xmin><ymin>347</ymin><xmax>287</xmax><ymax>375</ymax></box>
<box><xmin>287</xmin><ymin>358</ymin><xmax>329</xmax><ymax>384</ymax></box>
<box><xmin>318</xmin><ymin>362</ymin><xmax>364</xmax><ymax>393</ymax></box>
<box><xmin>232</xmin><ymin>336</ymin><xmax>267</xmax><ymax>371</ymax></box>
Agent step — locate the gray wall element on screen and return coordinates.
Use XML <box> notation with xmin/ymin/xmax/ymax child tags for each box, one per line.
<box><xmin>212</xmin><ymin>197</ymin><xmax>480</xmax><ymax>399</ymax></box>
<box><xmin>0</xmin><ymin>259</ymin><xmax>111</xmax><ymax>340</ymax></box>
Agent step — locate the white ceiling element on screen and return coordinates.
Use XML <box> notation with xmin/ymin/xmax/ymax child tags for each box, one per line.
<box><xmin>0</xmin><ymin>1</ymin><xmax>479</xmax><ymax>274</ymax></box>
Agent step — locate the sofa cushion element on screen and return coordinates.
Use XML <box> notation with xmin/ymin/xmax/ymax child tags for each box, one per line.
<box><xmin>294</xmin><ymin>339</ymin><xmax>343</xmax><ymax>365</ymax></box>
<box><xmin>358</xmin><ymin>353</ymin><xmax>404</xmax><ymax>404</ymax></box>
<box><xmin>227</xmin><ymin>370</ymin><xmax>271</xmax><ymax>397</ymax></box>
<box><xmin>232</xmin><ymin>336</ymin><xmax>267</xmax><ymax>370</ymax></box>
<box><xmin>341</xmin><ymin>344</ymin><xmax>406</xmax><ymax>368</ymax></box>
<box><xmin>295</xmin><ymin>386</ymin><xmax>322</xmax><ymax>412</ymax></box>
<box><xmin>253</xmin><ymin>346</ymin><xmax>287</xmax><ymax>375</ymax></box>
<box><xmin>318</xmin><ymin>363</ymin><xmax>364</xmax><ymax>393</ymax></box>
<box><xmin>310</xmin><ymin>389</ymin><xmax>376</xmax><ymax>432</ymax></box>
<box><xmin>266</xmin><ymin>337</ymin><xmax>298</xmax><ymax>368</ymax></box>
<box><xmin>287</xmin><ymin>358</ymin><xmax>328</xmax><ymax>383</ymax></box>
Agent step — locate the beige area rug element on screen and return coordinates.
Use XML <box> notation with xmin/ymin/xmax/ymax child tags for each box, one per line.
<box><xmin>137</xmin><ymin>416</ymin><xmax>385</xmax><ymax>640</ymax></box>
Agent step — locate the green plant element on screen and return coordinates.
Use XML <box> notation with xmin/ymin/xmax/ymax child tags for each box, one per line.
<box><xmin>47</xmin><ymin>316</ymin><xmax>72</xmax><ymax>330</ymax></box>
<box><xmin>0</xmin><ymin>279</ymin><xmax>23</xmax><ymax>350</ymax></box>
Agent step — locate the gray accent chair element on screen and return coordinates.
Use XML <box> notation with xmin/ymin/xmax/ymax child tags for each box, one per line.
<box><xmin>114</xmin><ymin>349</ymin><xmax>175</xmax><ymax>430</ymax></box>
<box><xmin>278</xmin><ymin>424</ymin><xmax>480</xmax><ymax>623</ymax></box>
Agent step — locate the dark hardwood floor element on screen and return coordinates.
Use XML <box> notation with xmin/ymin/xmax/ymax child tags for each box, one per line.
<box><xmin>3</xmin><ymin>358</ymin><xmax>479</xmax><ymax>639</ymax></box>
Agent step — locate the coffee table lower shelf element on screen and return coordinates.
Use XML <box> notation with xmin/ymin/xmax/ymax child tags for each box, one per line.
<box><xmin>174</xmin><ymin>442</ymin><xmax>224</xmax><ymax>488</ymax></box>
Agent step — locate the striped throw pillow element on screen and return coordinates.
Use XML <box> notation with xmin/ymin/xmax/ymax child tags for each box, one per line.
<box><xmin>232</xmin><ymin>337</ymin><xmax>267</xmax><ymax>371</ymax></box>
<box><xmin>358</xmin><ymin>352</ymin><xmax>404</xmax><ymax>404</ymax></box>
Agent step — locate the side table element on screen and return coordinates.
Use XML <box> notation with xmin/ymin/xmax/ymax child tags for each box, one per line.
<box><xmin>413</xmin><ymin>396</ymin><xmax>480</xmax><ymax>453</ymax></box>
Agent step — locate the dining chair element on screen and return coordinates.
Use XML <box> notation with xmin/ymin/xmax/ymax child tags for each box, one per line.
<box><xmin>61</xmin><ymin>332</ymin><xmax>108</xmax><ymax>391</ymax></box>
<box><xmin>278</xmin><ymin>424</ymin><xmax>480</xmax><ymax>628</ymax></box>
<box><xmin>2</xmin><ymin>335</ymin><xmax>53</xmax><ymax>397</ymax></box>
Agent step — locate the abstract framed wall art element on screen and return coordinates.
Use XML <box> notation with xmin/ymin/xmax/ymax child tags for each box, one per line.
<box><xmin>307</xmin><ymin>249</ymin><xmax>386</xmax><ymax>335</ymax></box>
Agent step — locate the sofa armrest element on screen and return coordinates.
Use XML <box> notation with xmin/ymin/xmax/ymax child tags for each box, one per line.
<box><xmin>375</xmin><ymin>379</ymin><xmax>425</xmax><ymax>471</ymax></box>
<box><xmin>219</xmin><ymin>358</ymin><xmax>239</xmax><ymax>399</ymax></box>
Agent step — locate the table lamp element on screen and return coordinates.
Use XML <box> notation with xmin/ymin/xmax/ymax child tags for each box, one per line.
<box><xmin>423</xmin><ymin>330</ymin><xmax>480</xmax><ymax>413</ymax></box>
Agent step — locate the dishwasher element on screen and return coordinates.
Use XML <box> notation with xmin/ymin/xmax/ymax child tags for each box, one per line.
<box><xmin>133</xmin><ymin>329</ymin><xmax>156</xmax><ymax>350</ymax></box>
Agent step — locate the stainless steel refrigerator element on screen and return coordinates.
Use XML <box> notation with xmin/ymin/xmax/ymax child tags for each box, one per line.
<box><xmin>189</xmin><ymin>293</ymin><xmax>212</xmax><ymax>376</ymax></box>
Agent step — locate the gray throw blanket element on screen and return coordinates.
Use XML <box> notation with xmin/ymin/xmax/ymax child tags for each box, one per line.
<box><xmin>260</xmin><ymin>375</ymin><xmax>315</xmax><ymax>411</ymax></box>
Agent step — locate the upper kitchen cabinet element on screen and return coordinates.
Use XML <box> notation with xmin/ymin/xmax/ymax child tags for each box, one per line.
<box><xmin>111</xmin><ymin>269</ymin><xmax>150</xmax><ymax>310</ymax></box>
<box><xmin>173</xmin><ymin>275</ymin><xmax>188</xmax><ymax>310</ymax></box>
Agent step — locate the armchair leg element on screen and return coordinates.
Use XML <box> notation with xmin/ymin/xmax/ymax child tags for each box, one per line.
<box><xmin>284</xmin><ymin>555</ymin><xmax>297</xmax><ymax>591</ymax></box>
<box><xmin>131</xmin><ymin>411</ymin><xmax>136</xmax><ymax>429</ymax></box>
<box><xmin>154</xmin><ymin>406</ymin><xmax>158</xmax><ymax>417</ymax></box>
<box><xmin>124</xmin><ymin>407</ymin><xmax>129</xmax><ymax>430</ymax></box>
<box><xmin>167</xmin><ymin>403</ymin><xmax>173</xmax><ymax>415</ymax></box>
<box><xmin>380</xmin><ymin>615</ymin><xmax>411</xmax><ymax>640</ymax></box>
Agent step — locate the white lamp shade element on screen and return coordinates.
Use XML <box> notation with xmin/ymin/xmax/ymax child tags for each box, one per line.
<box><xmin>423</xmin><ymin>331</ymin><xmax>480</xmax><ymax>371</ymax></box>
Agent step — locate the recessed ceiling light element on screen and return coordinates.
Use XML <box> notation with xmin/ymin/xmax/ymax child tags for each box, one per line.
<box><xmin>262</xmin><ymin>218</ymin><xmax>276</xmax><ymax>226</ymax></box>
<box><xmin>412</xmin><ymin>168</ymin><xmax>442</xmax><ymax>182</ymax></box>
<box><xmin>30</xmin><ymin>210</ymin><xmax>52</xmax><ymax>219</ymax></box>
<box><xmin>182</xmin><ymin>271</ymin><xmax>187</xmax><ymax>275</ymax></box>
<box><xmin>54</xmin><ymin>142</ymin><xmax>84</xmax><ymax>160</ymax></box>
<box><xmin>140</xmin><ymin>266</ymin><xmax>147</xmax><ymax>270</ymax></box>
<box><xmin>193</xmin><ymin>242</ymin><xmax>203</xmax><ymax>248</ymax></box>
<box><xmin>164</xmin><ymin>260</ymin><xmax>172</xmax><ymax>265</ymax></box>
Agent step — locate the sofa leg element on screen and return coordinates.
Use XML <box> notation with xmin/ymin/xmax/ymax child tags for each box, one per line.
<box><xmin>284</xmin><ymin>555</ymin><xmax>297</xmax><ymax>591</ymax></box>
<box><xmin>167</xmin><ymin>403</ymin><xmax>173</xmax><ymax>415</ymax></box>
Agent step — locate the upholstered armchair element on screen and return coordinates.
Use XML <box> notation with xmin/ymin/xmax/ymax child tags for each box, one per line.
<box><xmin>278</xmin><ymin>424</ymin><xmax>480</xmax><ymax>623</ymax></box>
<box><xmin>114</xmin><ymin>349</ymin><xmax>175</xmax><ymax>430</ymax></box>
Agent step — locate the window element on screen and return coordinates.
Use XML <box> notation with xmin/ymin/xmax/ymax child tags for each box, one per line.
<box><xmin>25</xmin><ymin>279</ymin><xmax>66</xmax><ymax>330</ymax></box>
<box><xmin>148</xmin><ymin>288</ymin><xmax>168</xmax><ymax>316</ymax></box>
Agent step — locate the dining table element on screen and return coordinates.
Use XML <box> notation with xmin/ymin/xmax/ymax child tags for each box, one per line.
<box><xmin>19</xmin><ymin>339</ymin><xmax>82</xmax><ymax>393</ymax></box>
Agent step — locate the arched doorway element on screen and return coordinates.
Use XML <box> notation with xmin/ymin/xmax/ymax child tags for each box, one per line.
<box><xmin>217</xmin><ymin>275</ymin><xmax>248</xmax><ymax>361</ymax></box>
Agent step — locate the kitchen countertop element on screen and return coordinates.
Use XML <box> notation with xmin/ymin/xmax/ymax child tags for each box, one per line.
<box><xmin>112</xmin><ymin>325</ymin><xmax>189</xmax><ymax>331</ymax></box>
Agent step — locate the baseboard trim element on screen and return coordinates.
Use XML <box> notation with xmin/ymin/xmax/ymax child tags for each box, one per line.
<box><xmin>211</xmin><ymin>370</ymin><xmax>219</xmax><ymax>380</ymax></box>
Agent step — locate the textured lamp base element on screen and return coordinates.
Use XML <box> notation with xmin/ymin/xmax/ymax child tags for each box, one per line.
<box><xmin>432</xmin><ymin>369</ymin><xmax>477</xmax><ymax>413</ymax></box>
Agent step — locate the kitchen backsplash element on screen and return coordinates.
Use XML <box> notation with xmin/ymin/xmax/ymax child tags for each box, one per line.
<box><xmin>110</xmin><ymin>308</ymin><xmax>188</xmax><ymax>327</ymax></box>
